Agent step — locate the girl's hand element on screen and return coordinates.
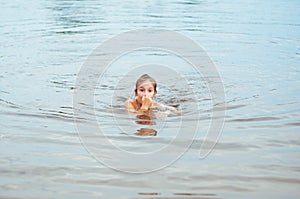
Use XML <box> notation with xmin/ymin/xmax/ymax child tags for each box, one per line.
<box><xmin>140</xmin><ymin>96</ymin><xmax>153</xmax><ymax>111</ymax></box>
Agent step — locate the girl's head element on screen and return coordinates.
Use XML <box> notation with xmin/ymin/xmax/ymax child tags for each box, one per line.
<box><xmin>135</xmin><ymin>74</ymin><xmax>157</xmax><ymax>101</ymax></box>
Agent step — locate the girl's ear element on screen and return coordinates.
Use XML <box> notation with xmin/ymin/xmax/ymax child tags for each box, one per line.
<box><xmin>153</xmin><ymin>90</ymin><xmax>157</xmax><ymax>98</ymax></box>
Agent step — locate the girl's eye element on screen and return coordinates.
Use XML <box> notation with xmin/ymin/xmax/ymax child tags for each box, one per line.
<box><xmin>148</xmin><ymin>90</ymin><xmax>153</xmax><ymax>93</ymax></box>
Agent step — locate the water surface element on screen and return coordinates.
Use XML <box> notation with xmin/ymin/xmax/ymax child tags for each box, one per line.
<box><xmin>1</xmin><ymin>0</ymin><xmax>300</xmax><ymax>198</ymax></box>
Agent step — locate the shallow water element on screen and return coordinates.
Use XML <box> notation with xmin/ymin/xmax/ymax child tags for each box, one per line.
<box><xmin>1</xmin><ymin>0</ymin><xmax>300</xmax><ymax>198</ymax></box>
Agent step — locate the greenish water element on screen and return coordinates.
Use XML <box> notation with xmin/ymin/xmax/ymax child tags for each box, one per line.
<box><xmin>1</xmin><ymin>0</ymin><xmax>300</xmax><ymax>198</ymax></box>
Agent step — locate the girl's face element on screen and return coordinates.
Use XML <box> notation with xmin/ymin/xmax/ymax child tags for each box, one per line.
<box><xmin>135</xmin><ymin>80</ymin><xmax>156</xmax><ymax>103</ymax></box>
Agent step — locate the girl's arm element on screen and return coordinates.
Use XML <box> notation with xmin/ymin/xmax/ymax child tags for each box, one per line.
<box><xmin>155</xmin><ymin>103</ymin><xmax>181</xmax><ymax>115</ymax></box>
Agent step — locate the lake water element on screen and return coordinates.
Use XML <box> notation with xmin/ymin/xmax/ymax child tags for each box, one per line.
<box><xmin>1</xmin><ymin>0</ymin><xmax>300</xmax><ymax>198</ymax></box>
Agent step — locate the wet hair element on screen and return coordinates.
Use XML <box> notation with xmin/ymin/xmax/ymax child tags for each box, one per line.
<box><xmin>135</xmin><ymin>74</ymin><xmax>157</xmax><ymax>92</ymax></box>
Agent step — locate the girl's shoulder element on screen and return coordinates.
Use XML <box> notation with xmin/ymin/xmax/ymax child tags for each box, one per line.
<box><xmin>152</xmin><ymin>101</ymin><xmax>160</xmax><ymax>107</ymax></box>
<box><xmin>124</xmin><ymin>100</ymin><xmax>132</xmax><ymax>108</ymax></box>
<box><xmin>125</xmin><ymin>100</ymin><xmax>137</xmax><ymax>110</ymax></box>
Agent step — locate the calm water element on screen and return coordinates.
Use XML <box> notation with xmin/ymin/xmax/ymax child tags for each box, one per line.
<box><xmin>1</xmin><ymin>0</ymin><xmax>300</xmax><ymax>198</ymax></box>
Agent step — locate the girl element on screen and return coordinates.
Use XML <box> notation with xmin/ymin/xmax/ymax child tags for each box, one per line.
<box><xmin>125</xmin><ymin>74</ymin><xmax>180</xmax><ymax>114</ymax></box>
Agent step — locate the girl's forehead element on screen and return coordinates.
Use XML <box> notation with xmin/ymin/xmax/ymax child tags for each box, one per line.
<box><xmin>138</xmin><ymin>81</ymin><xmax>154</xmax><ymax>88</ymax></box>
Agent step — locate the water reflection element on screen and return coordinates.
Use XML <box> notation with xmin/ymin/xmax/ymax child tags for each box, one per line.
<box><xmin>135</xmin><ymin>112</ymin><xmax>157</xmax><ymax>136</ymax></box>
<box><xmin>135</xmin><ymin>113</ymin><xmax>156</xmax><ymax>125</ymax></box>
<box><xmin>138</xmin><ymin>192</ymin><xmax>160</xmax><ymax>195</ymax></box>
<box><xmin>135</xmin><ymin>128</ymin><xmax>157</xmax><ymax>136</ymax></box>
